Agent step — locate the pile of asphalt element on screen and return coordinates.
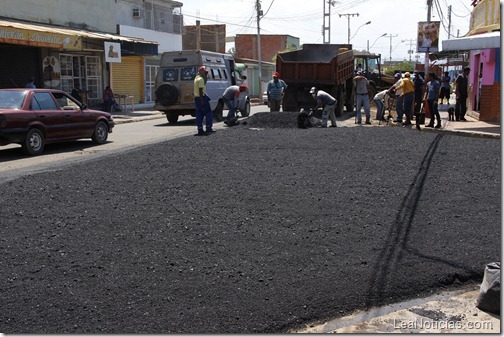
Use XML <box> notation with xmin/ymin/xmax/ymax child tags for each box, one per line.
<box><xmin>0</xmin><ymin>113</ymin><xmax>500</xmax><ymax>333</ymax></box>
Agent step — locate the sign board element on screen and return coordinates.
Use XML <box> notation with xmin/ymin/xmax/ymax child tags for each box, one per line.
<box><xmin>105</xmin><ymin>41</ymin><xmax>121</xmax><ymax>63</ymax></box>
<box><xmin>0</xmin><ymin>26</ymin><xmax>82</xmax><ymax>50</ymax></box>
<box><xmin>417</xmin><ymin>21</ymin><xmax>440</xmax><ymax>53</ymax></box>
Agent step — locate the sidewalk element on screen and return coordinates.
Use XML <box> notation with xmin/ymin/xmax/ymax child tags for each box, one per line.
<box><xmin>292</xmin><ymin>283</ymin><xmax>500</xmax><ymax>333</ymax></box>
<box><xmin>345</xmin><ymin>102</ymin><xmax>500</xmax><ymax>139</ymax></box>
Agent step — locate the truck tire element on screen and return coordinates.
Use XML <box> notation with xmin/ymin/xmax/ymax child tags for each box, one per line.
<box><xmin>335</xmin><ymin>90</ymin><xmax>344</xmax><ymax>117</ymax></box>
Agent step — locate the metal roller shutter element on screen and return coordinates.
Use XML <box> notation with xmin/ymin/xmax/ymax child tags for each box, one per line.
<box><xmin>110</xmin><ymin>56</ymin><xmax>144</xmax><ymax>103</ymax></box>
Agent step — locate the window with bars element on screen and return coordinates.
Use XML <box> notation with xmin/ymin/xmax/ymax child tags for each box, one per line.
<box><xmin>145</xmin><ymin>65</ymin><xmax>159</xmax><ymax>102</ymax></box>
<box><xmin>59</xmin><ymin>54</ymin><xmax>102</xmax><ymax>100</ymax></box>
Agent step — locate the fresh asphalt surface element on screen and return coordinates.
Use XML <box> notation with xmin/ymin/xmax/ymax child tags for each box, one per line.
<box><xmin>0</xmin><ymin>112</ymin><xmax>500</xmax><ymax>333</ymax></box>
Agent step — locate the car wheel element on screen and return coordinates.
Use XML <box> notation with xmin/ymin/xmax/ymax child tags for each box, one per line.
<box><xmin>22</xmin><ymin>128</ymin><xmax>45</xmax><ymax>156</ymax></box>
<box><xmin>92</xmin><ymin>121</ymin><xmax>109</xmax><ymax>144</ymax></box>
<box><xmin>240</xmin><ymin>101</ymin><xmax>250</xmax><ymax>117</ymax></box>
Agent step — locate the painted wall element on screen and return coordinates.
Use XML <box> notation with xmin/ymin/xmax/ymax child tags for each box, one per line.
<box><xmin>0</xmin><ymin>0</ymin><xmax>116</xmax><ymax>33</ymax></box>
<box><xmin>119</xmin><ymin>25</ymin><xmax>182</xmax><ymax>53</ymax></box>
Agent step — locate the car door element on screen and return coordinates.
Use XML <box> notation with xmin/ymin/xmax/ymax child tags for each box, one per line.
<box><xmin>52</xmin><ymin>92</ymin><xmax>93</xmax><ymax>138</ymax></box>
<box><xmin>31</xmin><ymin>92</ymin><xmax>66</xmax><ymax>140</ymax></box>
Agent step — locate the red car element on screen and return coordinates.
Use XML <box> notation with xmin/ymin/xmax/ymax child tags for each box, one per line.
<box><xmin>0</xmin><ymin>89</ymin><xmax>114</xmax><ymax>155</ymax></box>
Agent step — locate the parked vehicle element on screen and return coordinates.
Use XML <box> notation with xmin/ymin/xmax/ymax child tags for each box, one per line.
<box><xmin>154</xmin><ymin>50</ymin><xmax>250</xmax><ymax>124</ymax></box>
<box><xmin>275</xmin><ymin>44</ymin><xmax>355</xmax><ymax>116</ymax></box>
<box><xmin>0</xmin><ymin>89</ymin><xmax>114</xmax><ymax>155</ymax></box>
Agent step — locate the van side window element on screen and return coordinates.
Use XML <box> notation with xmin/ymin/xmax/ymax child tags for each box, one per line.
<box><xmin>163</xmin><ymin>68</ymin><xmax>178</xmax><ymax>82</ymax></box>
<box><xmin>181</xmin><ymin>67</ymin><xmax>197</xmax><ymax>81</ymax></box>
<box><xmin>221</xmin><ymin>69</ymin><xmax>228</xmax><ymax>80</ymax></box>
<box><xmin>215</xmin><ymin>69</ymin><xmax>223</xmax><ymax>80</ymax></box>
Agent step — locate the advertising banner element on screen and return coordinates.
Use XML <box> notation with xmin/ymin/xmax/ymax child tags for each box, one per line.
<box><xmin>105</xmin><ymin>41</ymin><xmax>122</xmax><ymax>63</ymax></box>
<box><xmin>417</xmin><ymin>21</ymin><xmax>440</xmax><ymax>53</ymax></box>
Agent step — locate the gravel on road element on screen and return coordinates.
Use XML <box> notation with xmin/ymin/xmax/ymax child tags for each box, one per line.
<box><xmin>0</xmin><ymin>112</ymin><xmax>500</xmax><ymax>333</ymax></box>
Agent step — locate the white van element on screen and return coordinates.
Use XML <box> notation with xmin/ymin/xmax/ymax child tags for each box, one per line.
<box><xmin>154</xmin><ymin>50</ymin><xmax>250</xmax><ymax>124</ymax></box>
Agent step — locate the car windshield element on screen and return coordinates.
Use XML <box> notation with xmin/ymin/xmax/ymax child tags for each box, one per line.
<box><xmin>0</xmin><ymin>91</ymin><xmax>26</xmax><ymax>109</ymax></box>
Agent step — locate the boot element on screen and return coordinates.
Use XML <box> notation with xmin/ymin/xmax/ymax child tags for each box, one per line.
<box><xmin>365</xmin><ymin>116</ymin><xmax>371</xmax><ymax>125</ymax></box>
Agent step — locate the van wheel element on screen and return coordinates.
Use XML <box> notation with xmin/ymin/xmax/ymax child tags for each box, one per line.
<box><xmin>213</xmin><ymin>101</ymin><xmax>224</xmax><ymax>122</ymax></box>
<box><xmin>22</xmin><ymin>128</ymin><xmax>45</xmax><ymax>156</ymax></box>
<box><xmin>166</xmin><ymin>113</ymin><xmax>179</xmax><ymax>124</ymax></box>
<box><xmin>240</xmin><ymin>101</ymin><xmax>250</xmax><ymax>117</ymax></box>
<box><xmin>155</xmin><ymin>84</ymin><xmax>178</xmax><ymax>106</ymax></box>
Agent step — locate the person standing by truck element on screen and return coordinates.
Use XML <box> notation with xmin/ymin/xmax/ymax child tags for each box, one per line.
<box><xmin>194</xmin><ymin>66</ymin><xmax>214</xmax><ymax>135</ymax></box>
<box><xmin>354</xmin><ymin>71</ymin><xmax>371</xmax><ymax>124</ymax></box>
<box><xmin>267</xmin><ymin>72</ymin><xmax>287</xmax><ymax>112</ymax></box>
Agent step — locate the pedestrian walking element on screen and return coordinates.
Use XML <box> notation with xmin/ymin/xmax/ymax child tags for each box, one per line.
<box><xmin>439</xmin><ymin>71</ymin><xmax>451</xmax><ymax>105</ymax></box>
<box><xmin>354</xmin><ymin>71</ymin><xmax>371</xmax><ymax>124</ymax></box>
<box><xmin>425</xmin><ymin>72</ymin><xmax>441</xmax><ymax>128</ymax></box>
<box><xmin>222</xmin><ymin>84</ymin><xmax>247</xmax><ymax>126</ymax></box>
<box><xmin>267</xmin><ymin>72</ymin><xmax>287</xmax><ymax>112</ymax></box>
<box><xmin>455</xmin><ymin>66</ymin><xmax>470</xmax><ymax>121</ymax></box>
<box><xmin>393</xmin><ymin>72</ymin><xmax>415</xmax><ymax>126</ymax></box>
<box><xmin>194</xmin><ymin>66</ymin><xmax>214</xmax><ymax>136</ymax></box>
<box><xmin>412</xmin><ymin>70</ymin><xmax>425</xmax><ymax>115</ymax></box>
<box><xmin>309</xmin><ymin>87</ymin><xmax>337</xmax><ymax>127</ymax></box>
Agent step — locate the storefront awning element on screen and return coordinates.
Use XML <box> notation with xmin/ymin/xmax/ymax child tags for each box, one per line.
<box><xmin>0</xmin><ymin>18</ymin><xmax>158</xmax><ymax>55</ymax></box>
<box><xmin>442</xmin><ymin>31</ymin><xmax>501</xmax><ymax>51</ymax></box>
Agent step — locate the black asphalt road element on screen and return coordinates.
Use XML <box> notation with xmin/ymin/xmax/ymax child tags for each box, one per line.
<box><xmin>0</xmin><ymin>112</ymin><xmax>500</xmax><ymax>333</ymax></box>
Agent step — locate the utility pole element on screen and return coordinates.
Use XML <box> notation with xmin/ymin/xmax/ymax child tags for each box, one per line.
<box><xmin>447</xmin><ymin>5</ymin><xmax>452</xmax><ymax>39</ymax></box>
<box><xmin>322</xmin><ymin>0</ymin><xmax>336</xmax><ymax>44</ymax></box>
<box><xmin>339</xmin><ymin>13</ymin><xmax>359</xmax><ymax>44</ymax></box>
<box><xmin>256</xmin><ymin>0</ymin><xmax>263</xmax><ymax>98</ymax></box>
<box><xmin>196</xmin><ymin>20</ymin><xmax>201</xmax><ymax>51</ymax></box>
<box><xmin>403</xmin><ymin>38</ymin><xmax>416</xmax><ymax>62</ymax></box>
<box><xmin>425</xmin><ymin>0</ymin><xmax>432</xmax><ymax>74</ymax></box>
<box><xmin>384</xmin><ymin>34</ymin><xmax>398</xmax><ymax>61</ymax></box>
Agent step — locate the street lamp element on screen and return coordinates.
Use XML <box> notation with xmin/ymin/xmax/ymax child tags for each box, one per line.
<box><xmin>367</xmin><ymin>33</ymin><xmax>386</xmax><ymax>52</ymax></box>
<box><xmin>350</xmin><ymin>21</ymin><xmax>371</xmax><ymax>42</ymax></box>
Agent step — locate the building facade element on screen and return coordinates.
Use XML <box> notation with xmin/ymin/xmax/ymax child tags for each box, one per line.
<box><xmin>235</xmin><ymin>34</ymin><xmax>300</xmax><ymax>63</ymax></box>
<box><xmin>115</xmin><ymin>0</ymin><xmax>183</xmax><ymax>104</ymax></box>
<box><xmin>0</xmin><ymin>0</ymin><xmax>158</xmax><ymax>107</ymax></box>
<box><xmin>442</xmin><ymin>0</ymin><xmax>500</xmax><ymax>122</ymax></box>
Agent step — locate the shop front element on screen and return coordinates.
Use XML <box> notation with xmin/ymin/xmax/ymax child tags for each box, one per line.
<box><xmin>0</xmin><ymin>18</ymin><xmax>157</xmax><ymax>109</ymax></box>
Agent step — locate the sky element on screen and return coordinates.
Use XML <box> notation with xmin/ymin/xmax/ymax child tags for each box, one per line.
<box><xmin>178</xmin><ymin>0</ymin><xmax>473</xmax><ymax>62</ymax></box>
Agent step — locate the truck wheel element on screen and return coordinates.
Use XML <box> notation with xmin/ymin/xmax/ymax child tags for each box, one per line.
<box><xmin>335</xmin><ymin>91</ymin><xmax>344</xmax><ymax>117</ymax></box>
<box><xmin>166</xmin><ymin>113</ymin><xmax>179</xmax><ymax>124</ymax></box>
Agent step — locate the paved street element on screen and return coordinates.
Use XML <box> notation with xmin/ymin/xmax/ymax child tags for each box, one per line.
<box><xmin>0</xmin><ymin>110</ymin><xmax>499</xmax><ymax>333</ymax></box>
